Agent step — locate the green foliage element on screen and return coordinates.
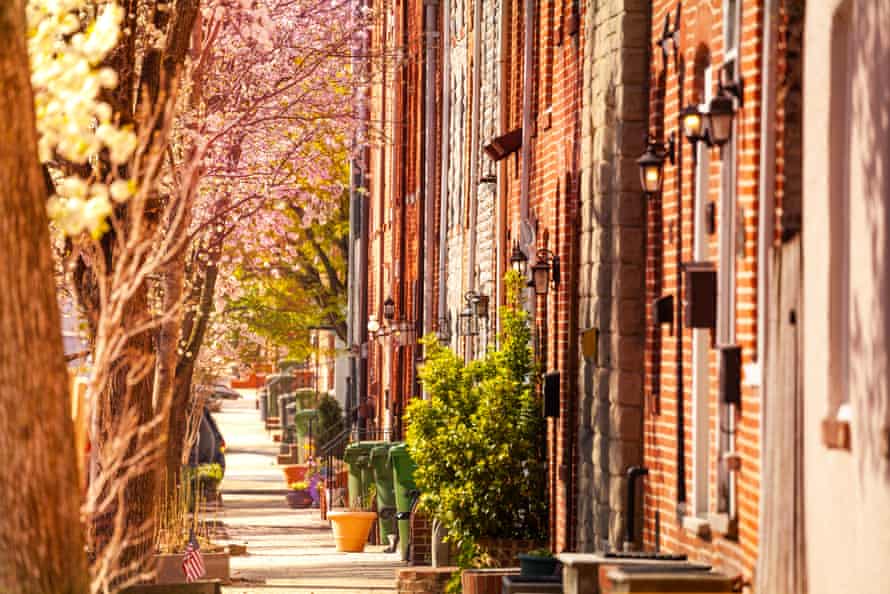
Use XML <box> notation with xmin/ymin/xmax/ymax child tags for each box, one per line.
<box><xmin>405</xmin><ymin>270</ymin><xmax>547</xmax><ymax>558</ymax></box>
<box><xmin>194</xmin><ymin>463</ymin><xmax>224</xmax><ymax>483</ymax></box>
<box><xmin>526</xmin><ymin>547</ymin><xmax>555</xmax><ymax>558</ymax></box>
<box><xmin>223</xmin><ymin>185</ymin><xmax>349</xmax><ymax>359</ymax></box>
<box><xmin>316</xmin><ymin>394</ymin><xmax>345</xmax><ymax>447</ymax></box>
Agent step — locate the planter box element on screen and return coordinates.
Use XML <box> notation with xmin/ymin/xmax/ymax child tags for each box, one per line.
<box><xmin>517</xmin><ymin>554</ymin><xmax>559</xmax><ymax>577</ymax></box>
<box><xmin>123</xmin><ymin>581</ymin><xmax>221</xmax><ymax>594</ymax></box>
<box><xmin>154</xmin><ymin>553</ymin><xmax>229</xmax><ymax>584</ymax></box>
<box><xmin>287</xmin><ymin>490</ymin><xmax>313</xmax><ymax>508</ymax></box>
<box><xmin>462</xmin><ymin>568</ymin><xmax>520</xmax><ymax>594</ymax></box>
<box><xmin>477</xmin><ymin>538</ymin><xmax>547</xmax><ymax>568</ymax></box>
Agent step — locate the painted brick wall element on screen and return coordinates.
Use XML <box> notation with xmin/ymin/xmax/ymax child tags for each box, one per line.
<box><xmin>444</xmin><ymin>7</ymin><xmax>468</xmax><ymax>351</ymax></box>
<box><xmin>642</xmin><ymin>0</ymin><xmax>763</xmax><ymax>581</ymax></box>
<box><xmin>576</xmin><ymin>0</ymin><xmax>650</xmax><ymax>553</ymax></box>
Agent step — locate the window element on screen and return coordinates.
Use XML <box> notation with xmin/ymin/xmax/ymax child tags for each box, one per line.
<box><xmin>691</xmin><ymin>65</ymin><xmax>713</xmax><ymax>521</ymax></box>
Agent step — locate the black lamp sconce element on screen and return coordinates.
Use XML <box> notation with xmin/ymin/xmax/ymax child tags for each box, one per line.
<box><xmin>458</xmin><ymin>291</ymin><xmax>489</xmax><ymax>338</ymax></box>
<box><xmin>383</xmin><ymin>296</ymin><xmax>396</xmax><ymax>322</ymax></box>
<box><xmin>637</xmin><ymin>132</ymin><xmax>676</xmax><ymax>196</ymax></box>
<box><xmin>437</xmin><ymin>310</ymin><xmax>452</xmax><ymax>344</ymax></box>
<box><xmin>656</xmin><ymin>3</ymin><xmax>682</xmax><ymax>62</ymax></box>
<box><xmin>531</xmin><ymin>248</ymin><xmax>561</xmax><ymax>296</ymax></box>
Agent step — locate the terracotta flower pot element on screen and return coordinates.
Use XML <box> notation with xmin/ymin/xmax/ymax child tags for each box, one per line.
<box><xmin>282</xmin><ymin>464</ymin><xmax>308</xmax><ymax>485</ymax></box>
<box><xmin>327</xmin><ymin>511</ymin><xmax>377</xmax><ymax>552</ymax></box>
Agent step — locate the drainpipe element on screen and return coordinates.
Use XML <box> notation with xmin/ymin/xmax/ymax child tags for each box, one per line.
<box><xmin>756</xmin><ymin>0</ymin><xmax>778</xmax><ymax>532</ymax></box>
<box><xmin>422</xmin><ymin>0</ymin><xmax>439</xmax><ymax>339</ymax></box>
<box><xmin>495</xmin><ymin>0</ymin><xmax>511</xmax><ymax>340</ymax></box>
<box><xmin>353</xmin><ymin>0</ymin><xmax>371</xmax><ymax>435</ymax></box>
<box><xmin>437</xmin><ymin>0</ymin><xmax>451</xmax><ymax>343</ymax></box>
<box><xmin>466</xmin><ymin>0</ymin><xmax>483</xmax><ymax>358</ymax></box>
<box><xmin>518</xmin><ymin>0</ymin><xmax>535</xmax><ymax>244</ymax></box>
<box><xmin>624</xmin><ymin>466</ymin><xmax>649</xmax><ymax>551</ymax></box>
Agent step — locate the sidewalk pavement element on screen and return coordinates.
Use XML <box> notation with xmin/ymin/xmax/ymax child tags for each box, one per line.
<box><xmin>210</xmin><ymin>391</ymin><xmax>403</xmax><ymax>594</ymax></box>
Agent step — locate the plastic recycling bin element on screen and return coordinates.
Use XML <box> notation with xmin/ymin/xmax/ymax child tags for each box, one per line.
<box><xmin>258</xmin><ymin>387</ymin><xmax>269</xmax><ymax>421</ymax></box>
<box><xmin>343</xmin><ymin>441</ymin><xmax>383</xmax><ymax>510</ymax></box>
<box><xmin>390</xmin><ymin>443</ymin><xmax>418</xmax><ymax>561</ymax></box>
<box><xmin>370</xmin><ymin>443</ymin><xmax>397</xmax><ymax>542</ymax></box>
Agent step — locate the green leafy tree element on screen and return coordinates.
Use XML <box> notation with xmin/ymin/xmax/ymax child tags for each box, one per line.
<box><xmin>224</xmin><ymin>187</ymin><xmax>348</xmax><ymax>360</ymax></box>
<box><xmin>405</xmin><ymin>272</ymin><xmax>548</xmax><ymax>557</ymax></box>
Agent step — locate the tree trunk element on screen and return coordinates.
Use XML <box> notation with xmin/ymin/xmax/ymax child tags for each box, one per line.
<box><xmin>0</xmin><ymin>3</ymin><xmax>90</xmax><ymax>592</ymax></box>
<box><xmin>166</xmin><ymin>263</ymin><xmax>219</xmax><ymax>484</ymax></box>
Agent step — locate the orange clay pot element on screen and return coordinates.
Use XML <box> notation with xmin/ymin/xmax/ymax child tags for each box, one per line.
<box><xmin>282</xmin><ymin>464</ymin><xmax>308</xmax><ymax>485</ymax></box>
<box><xmin>327</xmin><ymin>511</ymin><xmax>377</xmax><ymax>552</ymax></box>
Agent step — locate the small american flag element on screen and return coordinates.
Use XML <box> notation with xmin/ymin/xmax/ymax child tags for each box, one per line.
<box><xmin>182</xmin><ymin>530</ymin><xmax>206</xmax><ymax>583</ymax></box>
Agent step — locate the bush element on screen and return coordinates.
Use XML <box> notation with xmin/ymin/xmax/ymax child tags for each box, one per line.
<box><xmin>405</xmin><ymin>271</ymin><xmax>547</xmax><ymax>552</ymax></box>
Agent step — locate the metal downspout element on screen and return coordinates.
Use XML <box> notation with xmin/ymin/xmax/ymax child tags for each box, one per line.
<box><xmin>495</xmin><ymin>0</ymin><xmax>510</xmax><ymax>341</ymax></box>
<box><xmin>756</xmin><ymin>0</ymin><xmax>778</xmax><ymax>550</ymax></box>
<box><xmin>422</xmin><ymin>0</ymin><xmax>439</xmax><ymax>339</ymax></box>
<box><xmin>466</xmin><ymin>0</ymin><xmax>483</xmax><ymax>357</ymax></box>
<box><xmin>437</xmin><ymin>0</ymin><xmax>451</xmax><ymax>342</ymax></box>
<box><xmin>519</xmin><ymin>0</ymin><xmax>535</xmax><ymax>243</ymax></box>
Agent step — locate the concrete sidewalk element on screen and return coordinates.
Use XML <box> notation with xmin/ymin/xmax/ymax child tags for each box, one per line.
<box><xmin>211</xmin><ymin>392</ymin><xmax>403</xmax><ymax>594</ymax></box>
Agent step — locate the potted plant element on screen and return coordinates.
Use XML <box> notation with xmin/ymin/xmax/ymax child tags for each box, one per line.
<box><xmin>190</xmin><ymin>463</ymin><xmax>224</xmax><ymax>505</ymax></box>
<box><xmin>517</xmin><ymin>548</ymin><xmax>558</xmax><ymax>577</ymax></box>
<box><xmin>286</xmin><ymin>481</ymin><xmax>313</xmax><ymax>508</ymax></box>
<box><xmin>327</xmin><ymin>490</ymin><xmax>377</xmax><ymax>552</ymax></box>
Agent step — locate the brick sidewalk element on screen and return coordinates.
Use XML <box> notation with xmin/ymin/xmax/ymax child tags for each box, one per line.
<box><xmin>211</xmin><ymin>394</ymin><xmax>403</xmax><ymax>593</ymax></box>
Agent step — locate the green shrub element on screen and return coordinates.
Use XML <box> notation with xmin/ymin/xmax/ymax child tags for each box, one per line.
<box><xmin>406</xmin><ymin>271</ymin><xmax>547</xmax><ymax>555</ymax></box>
<box><xmin>195</xmin><ymin>463</ymin><xmax>224</xmax><ymax>483</ymax></box>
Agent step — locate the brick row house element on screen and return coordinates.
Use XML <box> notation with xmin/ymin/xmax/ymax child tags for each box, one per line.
<box><xmin>347</xmin><ymin>0</ymin><xmax>890</xmax><ymax>591</ymax></box>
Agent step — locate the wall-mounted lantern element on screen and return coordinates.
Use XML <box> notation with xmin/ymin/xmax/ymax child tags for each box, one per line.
<box><xmin>458</xmin><ymin>298</ymin><xmax>479</xmax><ymax>337</ymax></box>
<box><xmin>510</xmin><ymin>242</ymin><xmax>529</xmax><ymax>277</ymax></box>
<box><xmin>681</xmin><ymin>76</ymin><xmax>744</xmax><ymax>149</ymax></box>
<box><xmin>383</xmin><ymin>296</ymin><xmax>395</xmax><ymax>322</ymax></box>
<box><xmin>707</xmin><ymin>94</ymin><xmax>735</xmax><ymax>147</ymax></box>
<box><xmin>367</xmin><ymin>316</ymin><xmax>380</xmax><ymax>335</ymax></box>
<box><xmin>437</xmin><ymin>311</ymin><xmax>452</xmax><ymax>344</ymax></box>
<box><xmin>531</xmin><ymin>249</ymin><xmax>561</xmax><ymax>296</ymax></box>
<box><xmin>637</xmin><ymin>133</ymin><xmax>676</xmax><ymax>196</ymax></box>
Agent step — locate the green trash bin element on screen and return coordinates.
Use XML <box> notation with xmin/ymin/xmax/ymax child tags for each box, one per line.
<box><xmin>390</xmin><ymin>443</ymin><xmax>418</xmax><ymax>561</ymax></box>
<box><xmin>343</xmin><ymin>441</ymin><xmax>383</xmax><ymax>510</ymax></box>
<box><xmin>370</xmin><ymin>444</ymin><xmax>397</xmax><ymax>543</ymax></box>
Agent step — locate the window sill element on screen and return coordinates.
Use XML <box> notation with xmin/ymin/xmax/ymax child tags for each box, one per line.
<box><xmin>681</xmin><ymin>516</ymin><xmax>712</xmax><ymax>540</ymax></box>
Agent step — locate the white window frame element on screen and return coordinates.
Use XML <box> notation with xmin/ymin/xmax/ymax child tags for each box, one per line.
<box><xmin>691</xmin><ymin>66</ymin><xmax>713</xmax><ymax>521</ymax></box>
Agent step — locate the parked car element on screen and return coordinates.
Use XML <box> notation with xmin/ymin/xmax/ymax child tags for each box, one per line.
<box><xmin>209</xmin><ymin>383</ymin><xmax>241</xmax><ymax>400</ymax></box>
<box><xmin>188</xmin><ymin>407</ymin><xmax>226</xmax><ymax>472</ymax></box>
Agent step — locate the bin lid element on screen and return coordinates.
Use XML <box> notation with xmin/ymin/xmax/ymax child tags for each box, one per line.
<box><xmin>344</xmin><ymin>441</ymin><xmax>382</xmax><ymax>463</ymax></box>
<box><xmin>370</xmin><ymin>443</ymin><xmax>395</xmax><ymax>461</ymax></box>
<box><xmin>389</xmin><ymin>443</ymin><xmax>416</xmax><ymax>464</ymax></box>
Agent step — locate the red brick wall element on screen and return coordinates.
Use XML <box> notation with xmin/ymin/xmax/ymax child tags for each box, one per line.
<box><xmin>500</xmin><ymin>0</ymin><xmax>582</xmax><ymax>553</ymax></box>
<box><xmin>410</xmin><ymin>509</ymin><xmax>433</xmax><ymax>565</ymax></box>
<box><xmin>643</xmin><ymin>0</ymin><xmax>764</xmax><ymax>581</ymax></box>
